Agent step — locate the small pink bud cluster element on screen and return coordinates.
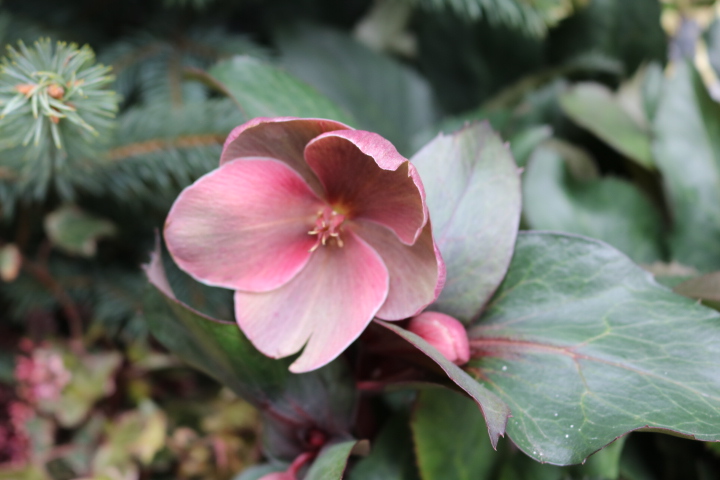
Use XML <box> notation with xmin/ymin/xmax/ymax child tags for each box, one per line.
<box><xmin>407</xmin><ymin>312</ymin><xmax>471</xmax><ymax>365</ymax></box>
<box><xmin>14</xmin><ymin>340</ymin><xmax>71</xmax><ymax>404</ymax></box>
<box><xmin>0</xmin><ymin>384</ymin><xmax>32</xmax><ymax>466</ymax></box>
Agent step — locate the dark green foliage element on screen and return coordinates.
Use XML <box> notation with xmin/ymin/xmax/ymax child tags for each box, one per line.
<box><xmin>1</xmin><ymin>0</ymin><xmax>720</xmax><ymax>479</ymax></box>
<box><xmin>413</xmin><ymin>11</ymin><xmax>545</xmax><ymax>113</ymax></box>
<box><xmin>402</xmin><ymin>0</ymin><xmax>566</xmax><ymax>37</ymax></box>
<box><xmin>547</xmin><ymin>0</ymin><xmax>667</xmax><ymax>75</ymax></box>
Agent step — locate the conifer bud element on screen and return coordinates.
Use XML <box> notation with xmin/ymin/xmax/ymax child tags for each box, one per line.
<box><xmin>14</xmin><ymin>83</ymin><xmax>35</xmax><ymax>96</ymax></box>
<box><xmin>0</xmin><ymin>39</ymin><xmax>118</xmax><ymax>151</ymax></box>
<box><xmin>47</xmin><ymin>83</ymin><xmax>64</xmax><ymax>99</ymax></box>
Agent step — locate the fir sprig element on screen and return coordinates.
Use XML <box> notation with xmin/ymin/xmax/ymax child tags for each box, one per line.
<box><xmin>0</xmin><ymin>39</ymin><xmax>119</xmax><ymax>151</ymax></box>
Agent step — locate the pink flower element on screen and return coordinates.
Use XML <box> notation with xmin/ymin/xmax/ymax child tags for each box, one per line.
<box><xmin>407</xmin><ymin>312</ymin><xmax>470</xmax><ymax>365</ymax></box>
<box><xmin>164</xmin><ymin>117</ymin><xmax>445</xmax><ymax>372</ymax></box>
<box><xmin>14</xmin><ymin>345</ymin><xmax>71</xmax><ymax>404</ymax></box>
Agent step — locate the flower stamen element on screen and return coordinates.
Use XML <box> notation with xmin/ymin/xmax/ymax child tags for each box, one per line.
<box><xmin>309</xmin><ymin>208</ymin><xmax>345</xmax><ymax>251</ymax></box>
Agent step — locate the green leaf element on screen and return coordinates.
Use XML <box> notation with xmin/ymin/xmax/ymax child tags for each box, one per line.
<box><xmin>144</xmin><ymin>245</ymin><xmax>290</xmax><ymax>404</ymax></box>
<box><xmin>559</xmin><ymin>82</ymin><xmax>653</xmax><ymax>168</ymax></box>
<box><xmin>413</xmin><ymin>387</ymin><xmax>627</xmax><ymax>480</ymax></box>
<box><xmin>376</xmin><ymin>320</ymin><xmax>510</xmax><ymax>448</ymax></box>
<box><xmin>653</xmin><ymin>61</ymin><xmax>720</xmax><ymax>271</ymax></box>
<box><xmin>44</xmin><ymin>205</ymin><xmax>117</xmax><ymax>257</ymax></box>
<box><xmin>411</xmin><ymin>123</ymin><xmax>521</xmax><ymax>321</ymax></box>
<box><xmin>412</xmin><ymin>388</ymin><xmax>496</xmax><ymax>480</ymax></box>
<box><xmin>348</xmin><ymin>415</ymin><xmax>420</xmax><ymax>480</ymax></box>
<box><xmin>51</xmin><ymin>351</ymin><xmax>122</xmax><ymax>428</ymax></box>
<box><xmin>522</xmin><ymin>142</ymin><xmax>664</xmax><ymax>264</ymax></box>
<box><xmin>508</xmin><ymin>125</ymin><xmax>552</xmax><ymax>168</ymax></box>
<box><xmin>0</xmin><ymin>466</ymin><xmax>49</xmax><ymax>480</ymax></box>
<box><xmin>277</xmin><ymin>25</ymin><xmax>436</xmax><ymax>156</ymax></box>
<box><xmin>144</xmin><ymin>245</ymin><xmax>356</xmax><ymax>443</ymax></box>
<box><xmin>469</xmin><ymin>232</ymin><xmax>720</xmax><ymax>465</ymax></box>
<box><xmin>92</xmin><ymin>402</ymin><xmax>167</xmax><ymax>472</ymax></box>
<box><xmin>578</xmin><ymin>435</ymin><xmax>626</xmax><ymax>479</ymax></box>
<box><xmin>206</xmin><ymin>56</ymin><xmax>353</xmax><ymax>124</ymax></box>
<box><xmin>305</xmin><ymin>440</ymin><xmax>365</xmax><ymax>480</ymax></box>
<box><xmin>234</xmin><ymin>464</ymin><xmax>285</xmax><ymax>480</ymax></box>
<box><xmin>145</xmin><ymin>244</ymin><xmax>290</xmax><ymax>405</ymax></box>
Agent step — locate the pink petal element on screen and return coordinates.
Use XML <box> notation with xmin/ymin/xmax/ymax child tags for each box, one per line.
<box><xmin>353</xmin><ymin>220</ymin><xmax>445</xmax><ymax>320</ymax></box>
<box><xmin>220</xmin><ymin>117</ymin><xmax>352</xmax><ymax>195</ymax></box>
<box><xmin>407</xmin><ymin>312</ymin><xmax>470</xmax><ymax>365</ymax></box>
<box><xmin>304</xmin><ymin>130</ymin><xmax>427</xmax><ymax>245</ymax></box>
<box><xmin>234</xmin><ymin>231</ymin><xmax>389</xmax><ymax>373</ymax></box>
<box><xmin>165</xmin><ymin>158</ymin><xmax>323</xmax><ymax>292</ymax></box>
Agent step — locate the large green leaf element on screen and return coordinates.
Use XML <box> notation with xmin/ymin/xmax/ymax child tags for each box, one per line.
<box><xmin>277</xmin><ymin>25</ymin><xmax>436</xmax><ymax>156</ymax></box>
<box><xmin>653</xmin><ymin>61</ymin><xmax>720</xmax><ymax>271</ymax></box>
<box><xmin>412</xmin><ymin>388</ymin><xmax>495</xmax><ymax>480</ymax></box>
<box><xmin>144</xmin><ymin>246</ymin><xmax>290</xmax><ymax>404</ymax></box>
<box><xmin>305</xmin><ymin>440</ymin><xmax>364</xmax><ymax>480</ymax></box>
<box><xmin>376</xmin><ymin>320</ymin><xmax>510</xmax><ymax>448</ymax></box>
<box><xmin>559</xmin><ymin>83</ymin><xmax>653</xmax><ymax>168</ymax></box>
<box><xmin>494</xmin><ymin>437</ymin><xmax>626</xmax><ymax>480</ymax></box>
<box><xmin>468</xmin><ymin>232</ymin><xmax>720</xmax><ymax>465</ymax></box>
<box><xmin>411</xmin><ymin>388</ymin><xmax>628</xmax><ymax>480</ymax></box>
<box><xmin>206</xmin><ymin>56</ymin><xmax>353</xmax><ymax>124</ymax></box>
<box><xmin>411</xmin><ymin>123</ymin><xmax>521</xmax><ymax>321</ymax></box>
<box><xmin>348</xmin><ymin>415</ymin><xmax>419</xmax><ymax>480</ymax></box>
<box><xmin>44</xmin><ymin>205</ymin><xmax>117</xmax><ymax>257</ymax></box>
<box><xmin>145</xmin><ymin>246</ymin><xmax>356</xmax><ymax>460</ymax></box>
<box><xmin>523</xmin><ymin>143</ymin><xmax>664</xmax><ymax>264</ymax></box>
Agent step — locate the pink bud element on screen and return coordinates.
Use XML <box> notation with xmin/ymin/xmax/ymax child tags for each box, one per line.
<box><xmin>258</xmin><ymin>472</ymin><xmax>295</xmax><ymax>480</ymax></box>
<box><xmin>407</xmin><ymin>312</ymin><xmax>470</xmax><ymax>365</ymax></box>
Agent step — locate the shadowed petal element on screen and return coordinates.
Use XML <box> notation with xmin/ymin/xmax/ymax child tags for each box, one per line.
<box><xmin>353</xmin><ymin>220</ymin><xmax>445</xmax><ymax>320</ymax></box>
<box><xmin>235</xmin><ymin>231</ymin><xmax>389</xmax><ymax>373</ymax></box>
<box><xmin>220</xmin><ymin>117</ymin><xmax>352</xmax><ymax>195</ymax></box>
<box><xmin>165</xmin><ymin>158</ymin><xmax>322</xmax><ymax>292</ymax></box>
<box><xmin>304</xmin><ymin>130</ymin><xmax>427</xmax><ymax>245</ymax></box>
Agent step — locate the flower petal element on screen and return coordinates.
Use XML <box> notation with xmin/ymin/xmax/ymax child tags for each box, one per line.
<box><xmin>304</xmin><ymin>130</ymin><xmax>427</xmax><ymax>244</ymax></box>
<box><xmin>220</xmin><ymin>117</ymin><xmax>352</xmax><ymax>194</ymax></box>
<box><xmin>353</xmin><ymin>219</ymin><xmax>445</xmax><ymax>320</ymax></box>
<box><xmin>234</xmin><ymin>231</ymin><xmax>389</xmax><ymax>373</ymax></box>
<box><xmin>165</xmin><ymin>158</ymin><xmax>322</xmax><ymax>292</ymax></box>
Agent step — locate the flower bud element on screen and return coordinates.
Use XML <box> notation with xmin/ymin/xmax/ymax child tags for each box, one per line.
<box><xmin>47</xmin><ymin>83</ymin><xmax>64</xmax><ymax>99</ymax></box>
<box><xmin>407</xmin><ymin>312</ymin><xmax>470</xmax><ymax>365</ymax></box>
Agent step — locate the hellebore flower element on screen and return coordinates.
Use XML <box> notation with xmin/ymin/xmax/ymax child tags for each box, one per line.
<box><xmin>407</xmin><ymin>312</ymin><xmax>470</xmax><ymax>365</ymax></box>
<box><xmin>165</xmin><ymin>117</ymin><xmax>445</xmax><ymax>373</ymax></box>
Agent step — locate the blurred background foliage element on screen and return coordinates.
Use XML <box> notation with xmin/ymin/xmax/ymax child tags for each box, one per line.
<box><xmin>0</xmin><ymin>0</ymin><xmax>719</xmax><ymax>478</ymax></box>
